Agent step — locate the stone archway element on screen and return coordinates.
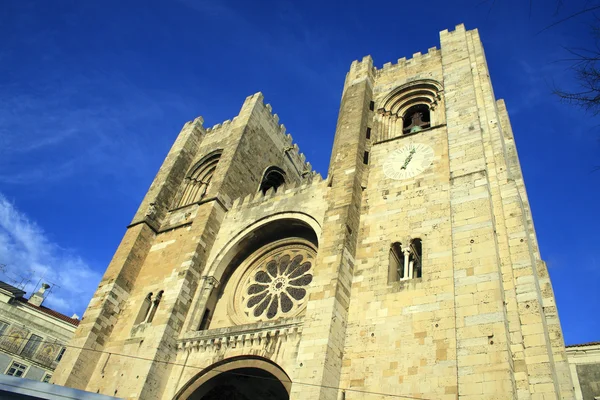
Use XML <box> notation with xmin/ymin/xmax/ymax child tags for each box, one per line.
<box><xmin>175</xmin><ymin>356</ymin><xmax>291</xmax><ymax>400</ymax></box>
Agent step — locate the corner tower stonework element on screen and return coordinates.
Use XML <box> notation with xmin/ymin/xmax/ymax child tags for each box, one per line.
<box><xmin>53</xmin><ymin>24</ymin><xmax>574</xmax><ymax>400</ymax></box>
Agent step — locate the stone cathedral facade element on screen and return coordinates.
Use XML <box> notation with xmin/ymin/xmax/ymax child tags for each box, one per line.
<box><xmin>53</xmin><ymin>25</ymin><xmax>575</xmax><ymax>400</ymax></box>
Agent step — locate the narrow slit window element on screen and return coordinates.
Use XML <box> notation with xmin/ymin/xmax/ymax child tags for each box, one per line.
<box><xmin>369</xmin><ymin>101</ymin><xmax>375</xmax><ymax>111</ymax></box>
<box><xmin>363</xmin><ymin>151</ymin><xmax>369</xmax><ymax>165</ymax></box>
<box><xmin>366</xmin><ymin>127</ymin><xmax>371</xmax><ymax>139</ymax></box>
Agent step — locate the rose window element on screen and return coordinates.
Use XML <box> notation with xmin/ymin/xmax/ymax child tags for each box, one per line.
<box><xmin>234</xmin><ymin>243</ymin><xmax>315</xmax><ymax>322</ymax></box>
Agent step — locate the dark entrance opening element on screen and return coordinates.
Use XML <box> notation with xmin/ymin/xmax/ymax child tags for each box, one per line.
<box><xmin>188</xmin><ymin>367</ymin><xmax>289</xmax><ymax>400</ymax></box>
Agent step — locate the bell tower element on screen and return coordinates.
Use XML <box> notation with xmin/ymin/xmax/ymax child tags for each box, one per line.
<box><xmin>335</xmin><ymin>24</ymin><xmax>573</xmax><ymax>400</ymax></box>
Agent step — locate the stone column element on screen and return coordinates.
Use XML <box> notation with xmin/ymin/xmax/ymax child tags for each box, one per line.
<box><xmin>187</xmin><ymin>276</ymin><xmax>219</xmax><ymax>330</ymax></box>
<box><xmin>402</xmin><ymin>247</ymin><xmax>411</xmax><ymax>280</ymax></box>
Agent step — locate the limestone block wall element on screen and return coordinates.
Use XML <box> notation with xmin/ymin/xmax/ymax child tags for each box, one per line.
<box><xmin>54</xmin><ymin>91</ymin><xmax>318</xmax><ymax>399</ymax></box>
<box><xmin>337</xmin><ymin>24</ymin><xmax>573</xmax><ymax>400</ymax></box>
<box><xmin>164</xmin><ymin>177</ymin><xmax>328</xmax><ymax>398</ymax></box>
<box><xmin>193</xmin><ymin>177</ymin><xmax>328</xmax><ymax>330</ymax></box>
<box><xmin>55</xmin><ymin>23</ymin><xmax>575</xmax><ymax>400</ymax></box>
<box><xmin>341</xmin><ymin>123</ymin><xmax>455</xmax><ymax>399</ymax></box>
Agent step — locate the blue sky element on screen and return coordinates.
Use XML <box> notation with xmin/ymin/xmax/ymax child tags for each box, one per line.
<box><xmin>0</xmin><ymin>0</ymin><xmax>598</xmax><ymax>344</ymax></box>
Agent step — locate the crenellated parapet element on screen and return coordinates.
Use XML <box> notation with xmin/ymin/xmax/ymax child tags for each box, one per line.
<box><xmin>200</xmin><ymin>93</ymin><xmax>314</xmax><ymax>180</ymax></box>
<box><xmin>376</xmin><ymin>46</ymin><xmax>441</xmax><ymax>76</ymax></box>
<box><xmin>229</xmin><ymin>173</ymin><xmax>325</xmax><ymax>211</ymax></box>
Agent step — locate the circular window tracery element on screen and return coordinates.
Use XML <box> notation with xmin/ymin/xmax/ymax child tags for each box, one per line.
<box><xmin>231</xmin><ymin>240</ymin><xmax>315</xmax><ymax>323</ymax></box>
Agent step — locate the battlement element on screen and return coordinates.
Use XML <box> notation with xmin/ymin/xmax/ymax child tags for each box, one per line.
<box><xmin>205</xmin><ymin>116</ymin><xmax>240</xmax><ymax>134</ymax></box>
<box><xmin>202</xmin><ymin>92</ymin><xmax>313</xmax><ymax>179</ymax></box>
<box><xmin>182</xmin><ymin>116</ymin><xmax>205</xmax><ymax>130</ymax></box>
<box><xmin>439</xmin><ymin>23</ymin><xmax>468</xmax><ymax>37</ymax></box>
<box><xmin>348</xmin><ymin>24</ymin><xmax>470</xmax><ymax>78</ymax></box>
<box><xmin>373</xmin><ymin>46</ymin><xmax>441</xmax><ymax>78</ymax></box>
<box><xmin>229</xmin><ymin>172</ymin><xmax>325</xmax><ymax>211</ymax></box>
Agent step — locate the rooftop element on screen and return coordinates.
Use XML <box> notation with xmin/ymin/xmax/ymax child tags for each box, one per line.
<box><xmin>0</xmin><ymin>280</ymin><xmax>80</xmax><ymax>327</ymax></box>
<box><xmin>566</xmin><ymin>341</ymin><xmax>600</xmax><ymax>348</ymax></box>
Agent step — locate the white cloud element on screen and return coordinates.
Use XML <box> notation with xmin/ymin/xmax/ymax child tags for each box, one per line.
<box><xmin>0</xmin><ymin>193</ymin><xmax>100</xmax><ymax>317</ymax></box>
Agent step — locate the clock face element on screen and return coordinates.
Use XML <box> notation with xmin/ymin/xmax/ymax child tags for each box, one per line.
<box><xmin>383</xmin><ymin>143</ymin><xmax>434</xmax><ymax>180</ymax></box>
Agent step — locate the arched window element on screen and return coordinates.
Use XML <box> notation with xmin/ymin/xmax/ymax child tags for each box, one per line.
<box><xmin>388</xmin><ymin>239</ymin><xmax>423</xmax><ymax>282</ymax></box>
<box><xmin>134</xmin><ymin>291</ymin><xmax>163</xmax><ymax>325</ymax></box>
<box><xmin>134</xmin><ymin>293</ymin><xmax>153</xmax><ymax>324</ymax></box>
<box><xmin>178</xmin><ymin>151</ymin><xmax>222</xmax><ymax>207</ymax></box>
<box><xmin>146</xmin><ymin>290</ymin><xmax>163</xmax><ymax>323</ymax></box>
<box><xmin>402</xmin><ymin>104</ymin><xmax>431</xmax><ymax>134</ymax></box>
<box><xmin>410</xmin><ymin>239</ymin><xmax>422</xmax><ymax>278</ymax></box>
<box><xmin>259</xmin><ymin>166</ymin><xmax>286</xmax><ymax>194</ymax></box>
<box><xmin>376</xmin><ymin>80</ymin><xmax>442</xmax><ymax>141</ymax></box>
<box><xmin>388</xmin><ymin>242</ymin><xmax>403</xmax><ymax>282</ymax></box>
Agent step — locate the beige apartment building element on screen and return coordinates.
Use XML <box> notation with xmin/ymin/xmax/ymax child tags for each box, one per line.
<box><xmin>53</xmin><ymin>24</ymin><xmax>578</xmax><ymax>399</ymax></box>
<box><xmin>0</xmin><ymin>281</ymin><xmax>79</xmax><ymax>383</ymax></box>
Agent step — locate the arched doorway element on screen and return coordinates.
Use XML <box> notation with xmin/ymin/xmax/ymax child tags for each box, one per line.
<box><xmin>175</xmin><ymin>356</ymin><xmax>291</xmax><ymax>400</ymax></box>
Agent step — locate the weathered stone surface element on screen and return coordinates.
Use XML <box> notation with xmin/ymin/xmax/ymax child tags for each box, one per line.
<box><xmin>53</xmin><ymin>24</ymin><xmax>575</xmax><ymax>400</ymax></box>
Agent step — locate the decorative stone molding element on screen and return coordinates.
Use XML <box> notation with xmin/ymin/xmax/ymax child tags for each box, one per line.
<box><xmin>201</xmin><ymin>275</ymin><xmax>219</xmax><ymax>289</ymax></box>
<box><xmin>228</xmin><ymin>239</ymin><xmax>316</xmax><ymax>325</ymax></box>
<box><xmin>178</xmin><ymin>317</ymin><xmax>303</xmax><ymax>353</ymax></box>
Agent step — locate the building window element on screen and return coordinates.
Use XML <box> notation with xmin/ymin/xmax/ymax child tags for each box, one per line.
<box><xmin>363</xmin><ymin>151</ymin><xmax>369</xmax><ymax>165</ymax></box>
<box><xmin>134</xmin><ymin>291</ymin><xmax>163</xmax><ymax>325</ymax></box>
<box><xmin>55</xmin><ymin>347</ymin><xmax>66</xmax><ymax>362</ymax></box>
<box><xmin>6</xmin><ymin>361</ymin><xmax>28</xmax><ymax>377</ymax></box>
<box><xmin>366</xmin><ymin>127</ymin><xmax>371</xmax><ymax>139</ymax></box>
<box><xmin>0</xmin><ymin>320</ymin><xmax>9</xmax><ymax>336</ymax></box>
<box><xmin>410</xmin><ymin>239</ymin><xmax>422</xmax><ymax>278</ymax></box>
<box><xmin>134</xmin><ymin>293</ymin><xmax>153</xmax><ymax>325</ymax></box>
<box><xmin>42</xmin><ymin>373</ymin><xmax>52</xmax><ymax>383</ymax></box>
<box><xmin>21</xmin><ymin>334</ymin><xmax>42</xmax><ymax>358</ymax></box>
<box><xmin>198</xmin><ymin>309</ymin><xmax>212</xmax><ymax>331</ymax></box>
<box><xmin>388</xmin><ymin>242</ymin><xmax>403</xmax><ymax>282</ymax></box>
<box><xmin>376</xmin><ymin>79</ymin><xmax>442</xmax><ymax>141</ymax></box>
<box><xmin>369</xmin><ymin>101</ymin><xmax>375</xmax><ymax>111</ymax></box>
<box><xmin>146</xmin><ymin>290</ymin><xmax>163</xmax><ymax>324</ymax></box>
<box><xmin>389</xmin><ymin>239</ymin><xmax>422</xmax><ymax>282</ymax></box>
<box><xmin>259</xmin><ymin>166</ymin><xmax>286</xmax><ymax>194</ymax></box>
<box><xmin>177</xmin><ymin>150</ymin><xmax>222</xmax><ymax>207</ymax></box>
<box><xmin>402</xmin><ymin>104</ymin><xmax>431</xmax><ymax>134</ymax></box>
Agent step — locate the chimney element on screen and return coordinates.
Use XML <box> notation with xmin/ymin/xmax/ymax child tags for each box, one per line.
<box><xmin>29</xmin><ymin>283</ymin><xmax>50</xmax><ymax>306</ymax></box>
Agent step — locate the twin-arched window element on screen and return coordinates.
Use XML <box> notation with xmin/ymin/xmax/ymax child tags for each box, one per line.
<box><xmin>177</xmin><ymin>151</ymin><xmax>222</xmax><ymax>208</ymax></box>
<box><xmin>134</xmin><ymin>290</ymin><xmax>163</xmax><ymax>325</ymax></box>
<box><xmin>389</xmin><ymin>239</ymin><xmax>422</xmax><ymax>282</ymax></box>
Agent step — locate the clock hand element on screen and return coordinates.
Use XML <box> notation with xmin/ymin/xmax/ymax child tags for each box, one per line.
<box><xmin>401</xmin><ymin>148</ymin><xmax>416</xmax><ymax>170</ymax></box>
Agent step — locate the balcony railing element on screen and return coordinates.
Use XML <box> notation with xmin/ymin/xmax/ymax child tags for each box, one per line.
<box><xmin>178</xmin><ymin>317</ymin><xmax>304</xmax><ymax>353</ymax></box>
